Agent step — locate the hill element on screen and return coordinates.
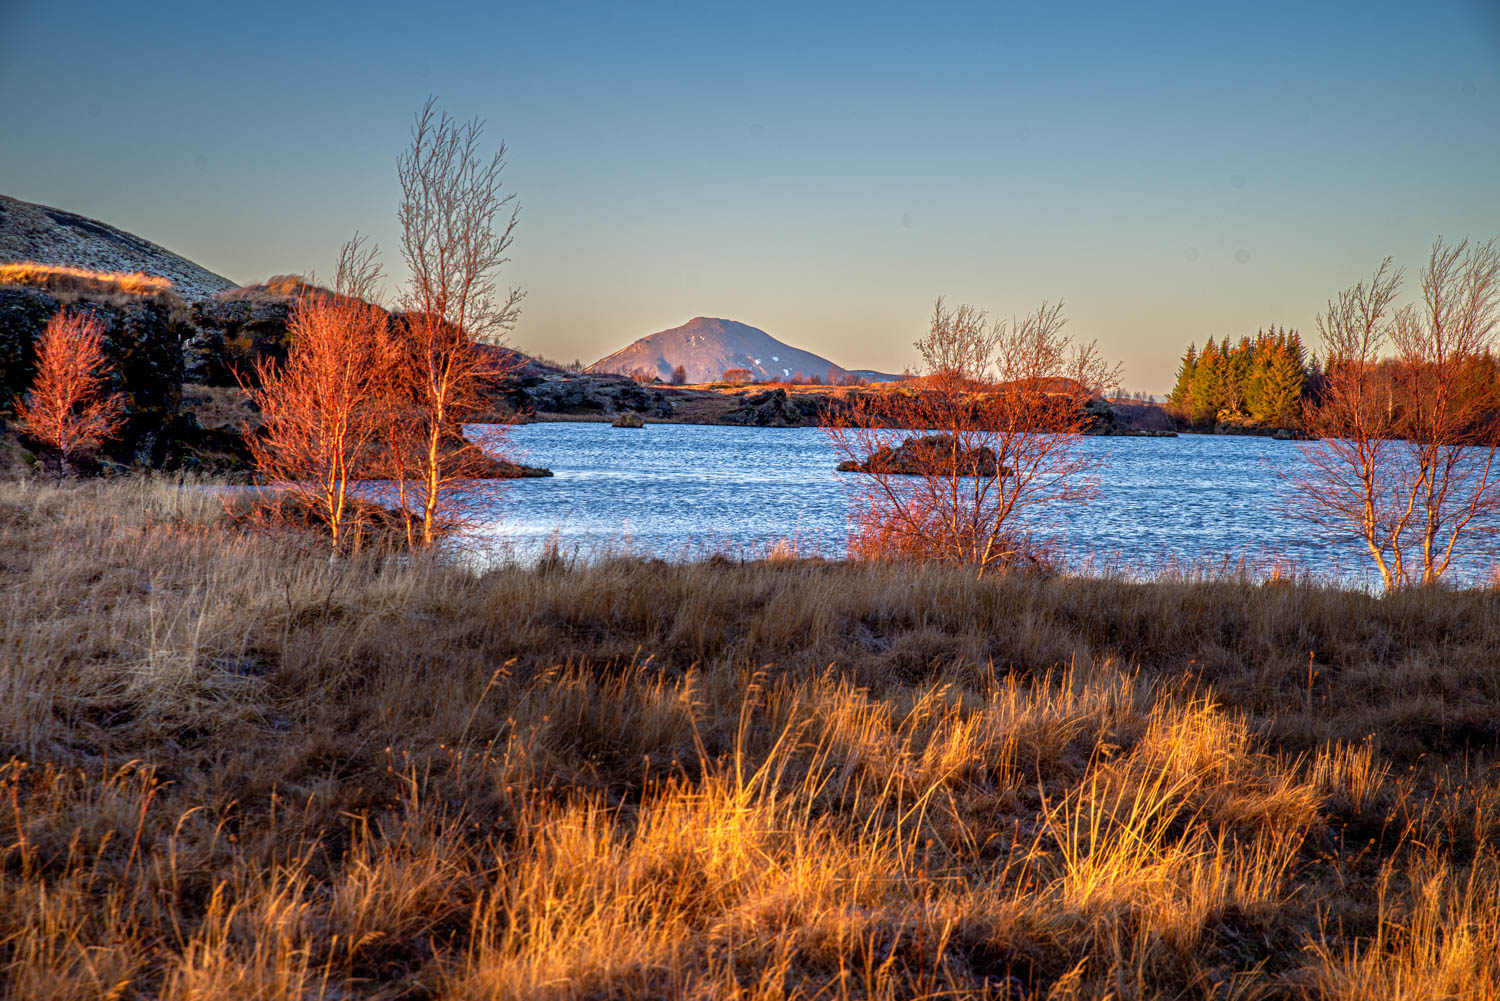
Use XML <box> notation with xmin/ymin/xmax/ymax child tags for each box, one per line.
<box><xmin>586</xmin><ymin>316</ymin><xmax>898</xmax><ymax>383</ymax></box>
<box><xmin>0</xmin><ymin>194</ymin><xmax>236</xmax><ymax>301</ymax></box>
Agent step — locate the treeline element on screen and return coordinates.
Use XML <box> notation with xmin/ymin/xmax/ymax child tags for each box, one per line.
<box><xmin>1166</xmin><ymin>326</ymin><xmax>1309</xmax><ymax>426</ymax></box>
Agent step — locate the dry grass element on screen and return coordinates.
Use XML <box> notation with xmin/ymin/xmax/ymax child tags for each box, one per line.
<box><xmin>211</xmin><ymin>275</ymin><xmax>317</xmax><ymax>304</ymax></box>
<box><xmin>0</xmin><ymin>263</ymin><xmax>185</xmax><ymax>311</ymax></box>
<box><xmin>2</xmin><ymin>475</ymin><xmax>1499</xmax><ymax>998</ymax></box>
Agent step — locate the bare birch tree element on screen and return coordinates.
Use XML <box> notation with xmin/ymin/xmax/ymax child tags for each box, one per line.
<box><xmin>335</xmin><ymin>231</ymin><xmax>385</xmax><ymax>304</ymax></box>
<box><xmin>396</xmin><ymin>97</ymin><xmax>526</xmax><ymax>546</ymax></box>
<box><xmin>1289</xmin><ymin>238</ymin><xmax>1500</xmax><ymax>588</ymax></box>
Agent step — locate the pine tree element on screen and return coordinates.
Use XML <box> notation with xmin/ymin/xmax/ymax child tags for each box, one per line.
<box><xmin>1186</xmin><ymin>338</ymin><xmax>1221</xmax><ymax>422</ymax></box>
<box><xmin>1166</xmin><ymin>342</ymin><xmax>1197</xmax><ymax>415</ymax></box>
<box><xmin>1256</xmin><ymin>345</ymin><xmax>1306</xmax><ymax>426</ymax></box>
<box><xmin>1245</xmin><ymin>331</ymin><xmax>1276</xmax><ymax>421</ymax></box>
<box><xmin>1221</xmin><ymin>336</ymin><xmax>1254</xmax><ymax>418</ymax></box>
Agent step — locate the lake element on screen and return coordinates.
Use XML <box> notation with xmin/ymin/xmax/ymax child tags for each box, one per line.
<box><xmin>459</xmin><ymin>422</ymin><xmax>1496</xmax><ymax>587</ymax></box>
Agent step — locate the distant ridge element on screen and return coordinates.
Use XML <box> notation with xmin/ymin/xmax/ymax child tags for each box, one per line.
<box><xmin>0</xmin><ymin>194</ymin><xmax>236</xmax><ymax>301</ymax></box>
<box><xmin>586</xmin><ymin>316</ymin><xmax>898</xmax><ymax>384</ymax></box>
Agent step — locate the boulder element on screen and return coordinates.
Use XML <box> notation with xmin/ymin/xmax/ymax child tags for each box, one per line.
<box><xmin>471</xmin><ymin>455</ymin><xmax>554</xmax><ymax>478</ymax></box>
<box><xmin>836</xmin><ymin>433</ymin><xmax>1010</xmax><ymax>476</ymax></box>
<box><xmin>1082</xmin><ymin>396</ymin><xmax>1119</xmax><ymax>434</ymax></box>
<box><xmin>612</xmin><ymin>412</ymin><xmax>645</xmax><ymax>428</ymax></box>
<box><xmin>154</xmin><ymin>413</ymin><xmax>256</xmax><ymax>476</ymax></box>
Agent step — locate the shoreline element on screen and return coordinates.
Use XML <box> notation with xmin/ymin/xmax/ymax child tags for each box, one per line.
<box><xmin>506</xmin><ymin>412</ymin><xmax>1317</xmax><ymax>440</ymax></box>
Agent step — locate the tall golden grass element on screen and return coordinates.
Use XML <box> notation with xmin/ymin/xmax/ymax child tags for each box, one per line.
<box><xmin>2</xmin><ymin>475</ymin><xmax>1498</xmax><ymax>998</ymax></box>
<box><xmin>0</xmin><ymin>262</ymin><xmax>179</xmax><ymax>303</ymax></box>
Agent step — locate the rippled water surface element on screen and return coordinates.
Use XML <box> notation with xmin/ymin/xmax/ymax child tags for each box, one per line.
<box><xmin>461</xmin><ymin>422</ymin><xmax>1494</xmax><ymax>587</ymax></box>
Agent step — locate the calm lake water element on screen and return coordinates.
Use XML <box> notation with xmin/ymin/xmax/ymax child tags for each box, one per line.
<box><xmin>460</xmin><ymin>422</ymin><xmax>1496</xmax><ymax>587</ymax></box>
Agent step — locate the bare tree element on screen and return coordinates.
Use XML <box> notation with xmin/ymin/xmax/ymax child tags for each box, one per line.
<box><xmin>396</xmin><ymin>97</ymin><xmax>526</xmax><ymax>547</ymax></box>
<box><xmin>825</xmin><ymin>297</ymin><xmax>1118</xmax><ymax>575</ymax></box>
<box><xmin>913</xmin><ymin>298</ymin><xmax>1000</xmax><ymax>383</ymax></box>
<box><xmin>1288</xmin><ymin>238</ymin><xmax>1500</xmax><ymax>589</ymax></box>
<box><xmin>335</xmin><ymin>231</ymin><xmax>385</xmax><ymax>304</ymax></box>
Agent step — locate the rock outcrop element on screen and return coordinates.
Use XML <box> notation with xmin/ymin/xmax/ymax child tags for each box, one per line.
<box><xmin>497</xmin><ymin>369</ymin><xmax>675</xmax><ymax>420</ymax></box>
<box><xmin>836</xmin><ymin>434</ymin><xmax>1010</xmax><ymax>476</ymax></box>
<box><xmin>0</xmin><ymin>286</ymin><xmax>58</xmax><ymax>403</ymax></box>
<box><xmin>721</xmin><ymin>387</ymin><xmax>825</xmax><ymax>427</ymax></box>
<box><xmin>471</xmin><ymin>454</ymin><xmax>554</xmax><ymax>478</ymax></box>
<box><xmin>186</xmin><ymin>293</ymin><xmax>294</xmax><ymax>385</ymax></box>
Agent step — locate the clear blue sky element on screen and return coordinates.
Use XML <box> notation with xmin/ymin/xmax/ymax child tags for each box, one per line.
<box><xmin>3</xmin><ymin>0</ymin><xmax>1498</xmax><ymax>391</ymax></box>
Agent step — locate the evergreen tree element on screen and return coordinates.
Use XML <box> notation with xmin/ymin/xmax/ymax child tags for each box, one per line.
<box><xmin>1245</xmin><ymin>330</ymin><xmax>1275</xmax><ymax>421</ymax></box>
<box><xmin>1166</xmin><ymin>326</ymin><xmax>1310</xmax><ymax>427</ymax></box>
<box><xmin>1257</xmin><ymin>346</ymin><xmax>1306</xmax><ymax>426</ymax></box>
<box><xmin>1167</xmin><ymin>342</ymin><xmax>1197</xmax><ymax>414</ymax></box>
<box><xmin>1186</xmin><ymin>338</ymin><xmax>1221</xmax><ymax>422</ymax></box>
<box><xmin>1222</xmin><ymin>336</ymin><xmax>1254</xmax><ymax>417</ymax></box>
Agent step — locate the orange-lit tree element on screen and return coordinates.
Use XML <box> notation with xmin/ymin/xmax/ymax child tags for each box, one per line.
<box><xmin>825</xmin><ymin>297</ymin><xmax>1117</xmax><ymax>574</ymax></box>
<box><xmin>1288</xmin><ymin>238</ymin><xmax>1500</xmax><ymax>589</ymax></box>
<box><xmin>13</xmin><ymin>309</ymin><xmax>124</xmax><ymax>469</ymax></box>
<box><xmin>244</xmin><ymin>253</ymin><xmax>395</xmax><ymax>550</ymax></box>
<box><xmin>396</xmin><ymin>98</ymin><xmax>525</xmax><ymax>547</ymax></box>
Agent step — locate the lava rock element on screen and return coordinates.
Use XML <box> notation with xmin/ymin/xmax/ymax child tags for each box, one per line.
<box><xmin>836</xmin><ymin>433</ymin><xmax>1010</xmax><ymax>476</ymax></box>
<box><xmin>723</xmin><ymin>387</ymin><xmax>804</xmax><ymax>427</ymax></box>
<box><xmin>187</xmin><ymin>295</ymin><xmax>294</xmax><ymax>386</ymax></box>
<box><xmin>0</xmin><ymin>287</ymin><xmax>61</xmax><ymax>409</ymax></box>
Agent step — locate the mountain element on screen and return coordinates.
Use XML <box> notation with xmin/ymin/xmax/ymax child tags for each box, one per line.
<box><xmin>586</xmin><ymin>316</ymin><xmax>898</xmax><ymax>384</ymax></box>
<box><xmin>0</xmin><ymin>194</ymin><xmax>236</xmax><ymax>301</ymax></box>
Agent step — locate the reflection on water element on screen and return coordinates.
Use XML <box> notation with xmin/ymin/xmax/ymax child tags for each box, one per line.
<box><xmin>459</xmin><ymin>423</ymin><xmax>1496</xmax><ymax>588</ymax></box>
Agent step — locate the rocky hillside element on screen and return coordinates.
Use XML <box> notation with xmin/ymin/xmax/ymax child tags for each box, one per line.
<box><xmin>586</xmin><ymin>316</ymin><xmax>898</xmax><ymax>384</ymax></box>
<box><xmin>0</xmin><ymin>194</ymin><xmax>236</xmax><ymax>301</ymax></box>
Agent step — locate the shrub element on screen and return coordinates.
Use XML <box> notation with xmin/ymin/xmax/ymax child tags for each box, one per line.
<box><xmin>12</xmin><ymin>310</ymin><xmax>124</xmax><ymax>465</ymax></box>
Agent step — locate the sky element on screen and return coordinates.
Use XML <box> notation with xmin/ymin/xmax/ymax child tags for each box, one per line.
<box><xmin>2</xmin><ymin>0</ymin><xmax>1498</xmax><ymax>392</ymax></box>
